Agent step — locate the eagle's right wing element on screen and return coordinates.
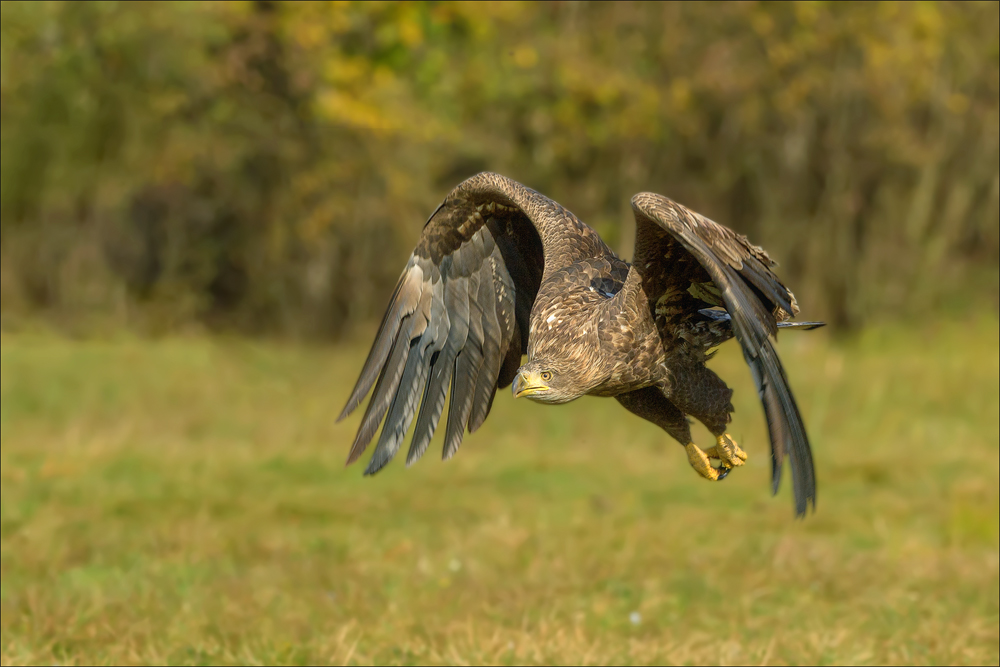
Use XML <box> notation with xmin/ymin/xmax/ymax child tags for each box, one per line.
<box><xmin>338</xmin><ymin>173</ymin><xmax>603</xmax><ymax>475</ymax></box>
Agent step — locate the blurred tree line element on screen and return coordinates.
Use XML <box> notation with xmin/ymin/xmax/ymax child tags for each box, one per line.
<box><xmin>1</xmin><ymin>1</ymin><xmax>997</xmax><ymax>338</ymax></box>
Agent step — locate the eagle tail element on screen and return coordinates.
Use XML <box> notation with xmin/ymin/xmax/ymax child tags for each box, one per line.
<box><xmin>698</xmin><ymin>308</ymin><xmax>825</xmax><ymax>332</ymax></box>
<box><xmin>776</xmin><ymin>321</ymin><xmax>826</xmax><ymax>331</ymax></box>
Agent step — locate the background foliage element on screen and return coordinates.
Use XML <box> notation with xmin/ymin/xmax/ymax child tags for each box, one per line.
<box><xmin>1</xmin><ymin>0</ymin><xmax>998</xmax><ymax>337</ymax></box>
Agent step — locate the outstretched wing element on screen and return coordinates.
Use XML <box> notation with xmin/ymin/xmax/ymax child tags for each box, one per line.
<box><xmin>338</xmin><ymin>173</ymin><xmax>601</xmax><ymax>475</ymax></box>
<box><xmin>630</xmin><ymin>193</ymin><xmax>817</xmax><ymax>516</ymax></box>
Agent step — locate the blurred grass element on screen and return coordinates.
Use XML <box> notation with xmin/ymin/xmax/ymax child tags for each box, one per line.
<box><xmin>1</xmin><ymin>319</ymin><xmax>998</xmax><ymax>666</ymax></box>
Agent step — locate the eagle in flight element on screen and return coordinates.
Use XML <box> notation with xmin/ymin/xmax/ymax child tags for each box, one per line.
<box><xmin>339</xmin><ymin>173</ymin><xmax>823</xmax><ymax>515</ymax></box>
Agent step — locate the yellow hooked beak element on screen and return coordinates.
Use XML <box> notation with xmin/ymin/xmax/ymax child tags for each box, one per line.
<box><xmin>512</xmin><ymin>370</ymin><xmax>549</xmax><ymax>398</ymax></box>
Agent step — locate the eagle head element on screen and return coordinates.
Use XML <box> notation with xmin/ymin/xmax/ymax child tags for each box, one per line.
<box><xmin>512</xmin><ymin>359</ymin><xmax>589</xmax><ymax>404</ymax></box>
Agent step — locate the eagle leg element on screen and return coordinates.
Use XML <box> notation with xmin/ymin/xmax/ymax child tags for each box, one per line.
<box><xmin>703</xmin><ymin>434</ymin><xmax>747</xmax><ymax>469</ymax></box>
<box><xmin>615</xmin><ymin>387</ymin><xmax>739</xmax><ymax>482</ymax></box>
<box><xmin>685</xmin><ymin>442</ymin><xmax>732</xmax><ymax>481</ymax></box>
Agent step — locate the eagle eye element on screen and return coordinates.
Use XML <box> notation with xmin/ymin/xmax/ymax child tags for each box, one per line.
<box><xmin>540</xmin><ymin>371</ymin><xmax>553</xmax><ymax>382</ymax></box>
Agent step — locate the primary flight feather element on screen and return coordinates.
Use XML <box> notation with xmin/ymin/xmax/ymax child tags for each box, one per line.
<box><xmin>338</xmin><ymin>173</ymin><xmax>824</xmax><ymax>516</ymax></box>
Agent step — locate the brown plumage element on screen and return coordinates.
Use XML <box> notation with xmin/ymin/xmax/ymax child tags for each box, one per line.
<box><xmin>338</xmin><ymin>173</ymin><xmax>824</xmax><ymax>516</ymax></box>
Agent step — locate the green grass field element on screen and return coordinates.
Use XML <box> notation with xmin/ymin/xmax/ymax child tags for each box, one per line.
<box><xmin>1</xmin><ymin>318</ymin><xmax>998</xmax><ymax>666</ymax></box>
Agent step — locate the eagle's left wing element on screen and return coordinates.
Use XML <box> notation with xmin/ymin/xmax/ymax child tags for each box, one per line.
<box><xmin>630</xmin><ymin>193</ymin><xmax>817</xmax><ymax>516</ymax></box>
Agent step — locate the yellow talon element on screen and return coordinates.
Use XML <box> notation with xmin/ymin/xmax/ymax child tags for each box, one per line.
<box><xmin>685</xmin><ymin>442</ymin><xmax>727</xmax><ymax>481</ymax></box>
<box><xmin>703</xmin><ymin>433</ymin><xmax>747</xmax><ymax>468</ymax></box>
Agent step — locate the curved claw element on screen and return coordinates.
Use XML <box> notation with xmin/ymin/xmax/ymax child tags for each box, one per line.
<box><xmin>704</xmin><ymin>434</ymin><xmax>748</xmax><ymax>468</ymax></box>
<box><xmin>685</xmin><ymin>442</ymin><xmax>733</xmax><ymax>482</ymax></box>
